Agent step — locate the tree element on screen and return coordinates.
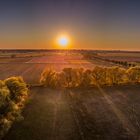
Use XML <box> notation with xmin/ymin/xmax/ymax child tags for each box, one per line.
<box><xmin>11</xmin><ymin>54</ymin><xmax>16</xmax><ymax>58</ymax></box>
<box><xmin>4</xmin><ymin>77</ymin><xmax>28</xmax><ymax>102</ymax></box>
<box><xmin>0</xmin><ymin>80</ymin><xmax>10</xmax><ymax>114</ymax></box>
<box><xmin>40</xmin><ymin>69</ymin><xmax>58</xmax><ymax>88</ymax></box>
<box><xmin>80</xmin><ymin>69</ymin><xmax>93</xmax><ymax>87</ymax></box>
<box><xmin>92</xmin><ymin>66</ymin><xmax>107</xmax><ymax>85</ymax></box>
<box><xmin>126</xmin><ymin>66</ymin><xmax>140</xmax><ymax>83</ymax></box>
<box><xmin>106</xmin><ymin>67</ymin><xmax>126</xmax><ymax>85</ymax></box>
<box><xmin>59</xmin><ymin>68</ymin><xmax>84</xmax><ymax>87</ymax></box>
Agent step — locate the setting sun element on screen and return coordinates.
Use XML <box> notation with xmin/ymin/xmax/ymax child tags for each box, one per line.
<box><xmin>57</xmin><ymin>35</ymin><xmax>69</xmax><ymax>48</ymax></box>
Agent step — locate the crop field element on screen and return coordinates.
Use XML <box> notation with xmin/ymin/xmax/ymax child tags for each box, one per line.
<box><xmin>0</xmin><ymin>52</ymin><xmax>115</xmax><ymax>84</ymax></box>
<box><xmin>1</xmin><ymin>50</ymin><xmax>140</xmax><ymax>140</ymax></box>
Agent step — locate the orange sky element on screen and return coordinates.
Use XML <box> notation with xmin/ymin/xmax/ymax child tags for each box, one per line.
<box><xmin>0</xmin><ymin>30</ymin><xmax>140</xmax><ymax>51</ymax></box>
<box><xmin>0</xmin><ymin>0</ymin><xmax>140</xmax><ymax>50</ymax></box>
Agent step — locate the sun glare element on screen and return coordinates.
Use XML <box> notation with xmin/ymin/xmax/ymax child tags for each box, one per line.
<box><xmin>57</xmin><ymin>36</ymin><xmax>69</xmax><ymax>48</ymax></box>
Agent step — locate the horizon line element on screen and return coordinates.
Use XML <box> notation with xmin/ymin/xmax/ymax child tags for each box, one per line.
<box><xmin>0</xmin><ymin>48</ymin><xmax>140</xmax><ymax>53</ymax></box>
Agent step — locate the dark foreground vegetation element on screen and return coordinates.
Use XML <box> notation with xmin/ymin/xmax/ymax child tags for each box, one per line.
<box><xmin>0</xmin><ymin>77</ymin><xmax>28</xmax><ymax>139</ymax></box>
<box><xmin>40</xmin><ymin>66</ymin><xmax>140</xmax><ymax>88</ymax></box>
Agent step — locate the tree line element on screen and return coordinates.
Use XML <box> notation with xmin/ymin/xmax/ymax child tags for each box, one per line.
<box><xmin>40</xmin><ymin>66</ymin><xmax>140</xmax><ymax>88</ymax></box>
<box><xmin>83</xmin><ymin>53</ymin><xmax>136</xmax><ymax>67</ymax></box>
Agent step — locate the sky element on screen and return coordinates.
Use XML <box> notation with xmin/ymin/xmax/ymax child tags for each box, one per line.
<box><xmin>0</xmin><ymin>0</ymin><xmax>140</xmax><ymax>50</ymax></box>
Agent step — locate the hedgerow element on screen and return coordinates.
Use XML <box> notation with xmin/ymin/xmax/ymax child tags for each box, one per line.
<box><xmin>40</xmin><ymin>66</ymin><xmax>140</xmax><ymax>88</ymax></box>
<box><xmin>0</xmin><ymin>77</ymin><xmax>28</xmax><ymax>139</ymax></box>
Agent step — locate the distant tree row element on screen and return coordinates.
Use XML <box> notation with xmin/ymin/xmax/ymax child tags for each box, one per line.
<box><xmin>83</xmin><ymin>53</ymin><xmax>136</xmax><ymax>67</ymax></box>
<box><xmin>0</xmin><ymin>77</ymin><xmax>28</xmax><ymax>139</ymax></box>
<box><xmin>104</xmin><ymin>59</ymin><xmax>136</xmax><ymax>67</ymax></box>
<box><xmin>40</xmin><ymin>66</ymin><xmax>140</xmax><ymax>88</ymax></box>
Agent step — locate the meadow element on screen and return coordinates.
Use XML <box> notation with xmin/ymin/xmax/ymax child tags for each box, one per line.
<box><xmin>0</xmin><ymin>50</ymin><xmax>140</xmax><ymax>140</ymax></box>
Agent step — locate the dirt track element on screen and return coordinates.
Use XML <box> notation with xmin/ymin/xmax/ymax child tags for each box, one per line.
<box><xmin>3</xmin><ymin>85</ymin><xmax>140</xmax><ymax>140</ymax></box>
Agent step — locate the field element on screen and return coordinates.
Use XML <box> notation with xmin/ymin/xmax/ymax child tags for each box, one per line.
<box><xmin>3</xmin><ymin>85</ymin><xmax>140</xmax><ymax>140</ymax></box>
<box><xmin>97</xmin><ymin>52</ymin><xmax>140</xmax><ymax>64</ymax></box>
<box><xmin>1</xmin><ymin>50</ymin><xmax>140</xmax><ymax>140</ymax></box>
<box><xmin>0</xmin><ymin>51</ymin><xmax>116</xmax><ymax>84</ymax></box>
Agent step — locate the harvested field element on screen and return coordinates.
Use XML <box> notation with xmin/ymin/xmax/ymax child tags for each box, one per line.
<box><xmin>98</xmin><ymin>52</ymin><xmax>140</xmax><ymax>62</ymax></box>
<box><xmin>1</xmin><ymin>51</ymin><xmax>140</xmax><ymax>140</ymax></box>
<box><xmin>0</xmin><ymin>52</ymin><xmax>113</xmax><ymax>84</ymax></box>
<box><xmin>3</xmin><ymin>85</ymin><xmax>140</xmax><ymax>140</ymax></box>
